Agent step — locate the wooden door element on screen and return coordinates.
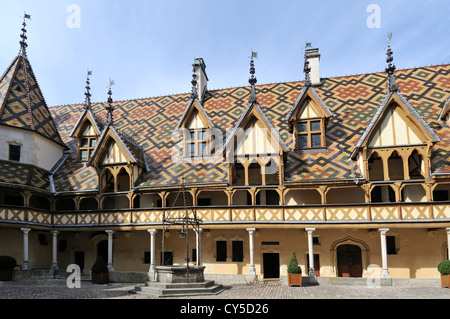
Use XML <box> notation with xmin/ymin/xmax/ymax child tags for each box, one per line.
<box><xmin>337</xmin><ymin>245</ymin><xmax>362</xmax><ymax>278</ymax></box>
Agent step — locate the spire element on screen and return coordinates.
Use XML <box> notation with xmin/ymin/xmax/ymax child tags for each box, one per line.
<box><xmin>249</xmin><ymin>51</ymin><xmax>258</xmax><ymax>104</ymax></box>
<box><xmin>19</xmin><ymin>13</ymin><xmax>31</xmax><ymax>58</ymax></box>
<box><xmin>191</xmin><ymin>64</ymin><xmax>198</xmax><ymax>99</ymax></box>
<box><xmin>84</xmin><ymin>70</ymin><xmax>93</xmax><ymax>110</ymax></box>
<box><xmin>105</xmin><ymin>79</ymin><xmax>115</xmax><ymax>126</ymax></box>
<box><xmin>385</xmin><ymin>33</ymin><xmax>398</xmax><ymax>92</ymax></box>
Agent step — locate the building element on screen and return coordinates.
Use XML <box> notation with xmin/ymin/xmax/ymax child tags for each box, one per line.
<box><xmin>0</xmin><ymin>19</ymin><xmax>449</xmax><ymax>283</ymax></box>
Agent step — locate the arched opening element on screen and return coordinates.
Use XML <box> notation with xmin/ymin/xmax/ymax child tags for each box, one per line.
<box><xmin>256</xmin><ymin>189</ymin><xmax>280</xmax><ymax>205</ymax></box>
<box><xmin>337</xmin><ymin>244</ymin><xmax>363</xmax><ymax>278</ymax></box>
<box><xmin>388</xmin><ymin>151</ymin><xmax>404</xmax><ymax>180</ymax></box>
<box><xmin>197</xmin><ymin>191</ymin><xmax>228</xmax><ymax>206</ymax></box>
<box><xmin>433</xmin><ymin>184</ymin><xmax>450</xmax><ymax>202</ymax></box>
<box><xmin>103</xmin><ymin>195</ymin><xmax>129</xmax><ymax>210</ymax></box>
<box><xmin>80</xmin><ymin>198</ymin><xmax>99</xmax><ymax>211</ymax></box>
<box><xmin>248</xmin><ymin>161</ymin><xmax>262</xmax><ymax>186</ymax></box>
<box><xmin>371</xmin><ymin>185</ymin><xmax>396</xmax><ymax>203</ymax></box>
<box><xmin>232</xmin><ymin>163</ymin><xmax>246</xmax><ymax>186</ymax></box>
<box><xmin>408</xmin><ymin>150</ymin><xmax>425</xmax><ymax>179</ymax></box>
<box><xmin>117</xmin><ymin>168</ymin><xmax>131</xmax><ymax>192</ymax></box>
<box><xmin>102</xmin><ymin>169</ymin><xmax>115</xmax><ymax>193</ymax></box>
<box><xmin>326</xmin><ymin>187</ymin><xmax>365</xmax><ymax>204</ymax></box>
<box><xmin>29</xmin><ymin>195</ymin><xmax>51</xmax><ymax>210</ymax></box>
<box><xmin>166</xmin><ymin>191</ymin><xmax>194</xmax><ymax>208</ymax></box>
<box><xmin>0</xmin><ymin>190</ymin><xmax>24</xmax><ymax>206</ymax></box>
<box><xmin>134</xmin><ymin>194</ymin><xmax>162</xmax><ymax>208</ymax></box>
<box><xmin>285</xmin><ymin>189</ymin><xmax>321</xmax><ymax>205</ymax></box>
<box><xmin>368</xmin><ymin>152</ymin><xmax>384</xmax><ymax>181</ymax></box>
<box><xmin>55</xmin><ymin>198</ymin><xmax>76</xmax><ymax>211</ymax></box>
<box><xmin>401</xmin><ymin>184</ymin><xmax>426</xmax><ymax>202</ymax></box>
<box><xmin>232</xmin><ymin>190</ymin><xmax>252</xmax><ymax>206</ymax></box>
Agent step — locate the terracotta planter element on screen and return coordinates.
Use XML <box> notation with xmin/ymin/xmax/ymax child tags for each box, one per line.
<box><xmin>92</xmin><ymin>272</ymin><xmax>109</xmax><ymax>284</ymax></box>
<box><xmin>288</xmin><ymin>273</ymin><xmax>302</xmax><ymax>287</ymax></box>
<box><xmin>441</xmin><ymin>274</ymin><xmax>450</xmax><ymax>288</ymax></box>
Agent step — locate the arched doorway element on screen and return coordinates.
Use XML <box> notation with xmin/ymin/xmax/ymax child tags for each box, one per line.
<box><xmin>337</xmin><ymin>244</ymin><xmax>362</xmax><ymax>278</ymax></box>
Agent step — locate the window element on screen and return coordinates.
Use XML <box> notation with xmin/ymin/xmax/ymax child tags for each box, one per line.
<box><xmin>144</xmin><ymin>252</ymin><xmax>150</xmax><ymax>264</ymax></box>
<box><xmin>232</xmin><ymin>241</ymin><xmax>244</xmax><ymax>262</ymax></box>
<box><xmin>161</xmin><ymin>252</ymin><xmax>173</xmax><ymax>266</ymax></box>
<box><xmin>79</xmin><ymin>136</ymin><xmax>97</xmax><ymax>162</ymax></box>
<box><xmin>186</xmin><ymin>129</ymin><xmax>209</xmax><ymax>156</ymax></box>
<box><xmin>387</xmin><ymin>236</ymin><xmax>397</xmax><ymax>255</ymax></box>
<box><xmin>9</xmin><ymin>144</ymin><xmax>21</xmax><ymax>162</ymax></box>
<box><xmin>78</xmin><ymin>122</ymin><xmax>97</xmax><ymax>162</ymax></box>
<box><xmin>296</xmin><ymin>119</ymin><xmax>324</xmax><ymax>149</ymax></box>
<box><xmin>216</xmin><ymin>241</ymin><xmax>227</xmax><ymax>262</ymax></box>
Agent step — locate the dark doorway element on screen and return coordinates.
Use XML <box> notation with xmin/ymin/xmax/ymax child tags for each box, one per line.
<box><xmin>337</xmin><ymin>245</ymin><xmax>362</xmax><ymax>278</ymax></box>
<box><xmin>97</xmin><ymin>240</ymin><xmax>108</xmax><ymax>264</ymax></box>
<box><xmin>263</xmin><ymin>253</ymin><xmax>280</xmax><ymax>279</ymax></box>
<box><xmin>74</xmin><ymin>252</ymin><xmax>85</xmax><ymax>273</ymax></box>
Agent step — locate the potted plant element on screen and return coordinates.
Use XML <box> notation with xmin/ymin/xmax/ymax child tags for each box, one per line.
<box><xmin>0</xmin><ymin>256</ymin><xmax>18</xmax><ymax>281</ymax></box>
<box><xmin>287</xmin><ymin>251</ymin><xmax>302</xmax><ymax>287</ymax></box>
<box><xmin>438</xmin><ymin>260</ymin><xmax>450</xmax><ymax>288</ymax></box>
<box><xmin>91</xmin><ymin>256</ymin><xmax>109</xmax><ymax>284</ymax></box>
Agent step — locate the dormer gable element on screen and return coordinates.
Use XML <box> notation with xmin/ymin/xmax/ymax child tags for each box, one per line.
<box><xmin>70</xmin><ymin>109</ymin><xmax>104</xmax><ymax>161</ymax></box>
<box><xmin>351</xmin><ymin>91</ymin><xmax>440</xmax><ymax>159</ymax></box>
<box><xmin>223</xmin><ymin>102</ymin><xmax>289</xmax><ymax>157</ymax></box>
<box><xmin>285</xmin><ymin>87</ymin><xmax>332</xmax><ymax>150</ymax></box>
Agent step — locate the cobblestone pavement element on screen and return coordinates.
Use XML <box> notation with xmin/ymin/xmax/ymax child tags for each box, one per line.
<box><xmin>1</xmin><ymin>279</ymin><xmax>450</xmax><ymax>299</ymax></box>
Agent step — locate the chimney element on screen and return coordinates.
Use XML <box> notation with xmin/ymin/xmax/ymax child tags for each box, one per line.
<box><xmin>305</xmin><ymin>48</ymin><xmax>321</xmax><ymax>86</ymax></box>
<box><xmin>193</xmin><ymin>58</ymin><xmax>208</xmax><ymax>102</ymax></box>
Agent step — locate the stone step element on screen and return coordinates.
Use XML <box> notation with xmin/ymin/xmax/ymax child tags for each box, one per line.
<box><xmin>132</xmin><ymin>281</ymin><xmax>224</xmax><ymax>297</ymax></box>
<box><xmin>144</xmin><ymin>280</ymin><xmax>216</xmax><ymax>289</ymax></box>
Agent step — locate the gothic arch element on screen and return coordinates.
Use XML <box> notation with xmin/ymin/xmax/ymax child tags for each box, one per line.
<box><xmin>330</xmin><ymin>236</ymin><xmax>370</xmax><ymax>277</ymax></box>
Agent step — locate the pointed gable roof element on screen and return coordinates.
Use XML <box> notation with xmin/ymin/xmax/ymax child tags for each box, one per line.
<box><xmin>0</xmin><ymin>54</ymin><xmax>66</xmax><ymax>148</ymax></box>
<box><xmin>350</xmin><ymin>90</ymin><xmax>441</xmax><ymax>159</ymax></box>
<box><xmin>285</xmin><ymin>86</ymin><xmax>332</xmax><ymax>122</ymax></box>
<box><xmin>175</xmin><ymin>97</ymin><xmax>214</xmax><ymax>130</ymax></box>
<box><xmin>222</xmin><ymin>101</ymin><xmax>290</xmax><ymax>155</ymax></box>
<box><xmin>86</xmin><ymin>90</ymin><xmax>148</xmax><ymax>170</ymax></box>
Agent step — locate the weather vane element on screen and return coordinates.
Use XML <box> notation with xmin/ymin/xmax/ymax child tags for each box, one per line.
<box><xmin>387</xmin><ymin>32</ymin><xmax>393</xmax><ymax>46</ymax></box>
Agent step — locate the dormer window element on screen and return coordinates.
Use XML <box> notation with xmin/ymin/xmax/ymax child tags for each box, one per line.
<box><xmin>78</xmin><ymin>122</ymin><xmax>98</xmax><ymax>162</ymax></box>
<box><xmin>285</xmin><ymin>88</ymin><xmax>332</xmax><ymax>151</ymax></box>
<box><xmin>296</xmin><ymin>119</ymin><xmax>325</xmax><ymax>149</ymax></box>
<box><xmin>186</xmin><ymin>129</ymin><xmax>209</xmax><ymax>156</ymax></box>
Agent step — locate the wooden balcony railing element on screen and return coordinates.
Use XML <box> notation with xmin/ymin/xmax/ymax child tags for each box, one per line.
<box><xmin>0</xmin><ymin>202</ymin><xmax>449</xmax><ymax>228</ymax></box>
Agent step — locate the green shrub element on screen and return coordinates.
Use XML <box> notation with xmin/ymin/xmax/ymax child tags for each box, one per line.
<box><xmin>0</xmin><ymin>256</ymin><xmax>18</xmax><ymax>270</ymax></box>
<box><xmin>287</xmin><ymin>251</ymin><xmax>302</xmax><ymax>274</ymax></box>
<box><xmin>438</xmin><ymin>260</ymin><xmax>450</xmax><ymax>275</ymax></box>
<box><xmin>91</xmin><ymin>256</ymin><xmax>108</xmax><ymax>273</ymax></box>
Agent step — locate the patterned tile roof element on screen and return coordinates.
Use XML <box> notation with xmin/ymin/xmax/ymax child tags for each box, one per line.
<box><xmin>0</xmin><ymin>55</ymin><xmax>66</xmax><ymax>147</ymax></box>
<box><xmin>49</xmin><ymin>63</ymin><xmax>450</xmax><ymax>192</ymax></box>
<box><xmin>0</xmin><ymin>160</ymin><xmax>51</xmax><ymax>192</ymax></box>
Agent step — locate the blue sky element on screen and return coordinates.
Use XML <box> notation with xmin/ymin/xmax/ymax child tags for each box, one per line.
<box><xmin>1</xmin><ymin>0</ymin><xmax>449</xmax><ymax>107</ymax></box>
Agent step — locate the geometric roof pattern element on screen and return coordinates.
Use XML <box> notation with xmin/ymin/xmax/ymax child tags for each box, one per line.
<box><xmin>0</xmin><ymin>54</ymin><xmax>66</xmax><ymax>148</ymax></box>
<box><xmin>49</xmin><ymin>63</ymin><xmax>450</xmax><ymax>192</ymax></box>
